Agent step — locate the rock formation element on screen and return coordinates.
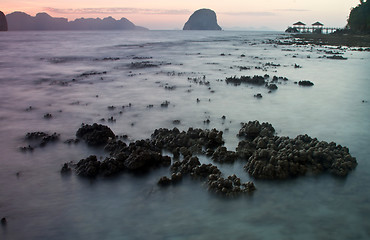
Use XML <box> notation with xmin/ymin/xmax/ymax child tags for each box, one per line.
<box><xmin>183</xmin><ymin>9</ymin><xmax>222</xmax><ymax>30</ymax></box>
<box><xmin>5</xmin><ymin>11</ymin><xmax>147</xmax><ymax>31</ymax></box>
<box><xmin>0</xmin><ymin>11</ymin><xmax>8</xmax><ymax>31</ymax></box>
<box><xmin>61</xmin><ymin>121</ymin><xmax>357</xmax><ymax>197</ymax></box>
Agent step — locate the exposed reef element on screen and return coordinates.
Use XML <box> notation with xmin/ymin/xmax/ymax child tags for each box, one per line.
<box><xmin>236</xmin><ymin>121</ymin><xmax>357</xmax><ymax>179</ymax></box>
<box><xmin>274</xmin><ymin>34</ymin><xmax>370</xmax><ymax>48</ymax></box>
<box><xmin>20</xmin><ymin>131</ymin><xmax>60</xmax><ymax>151</ymax></box>
<box><xmin>62</xmin><ymin>120</ymin><xmax>357</xmax><ymax>197</ymax></box>
<box><xmin>298</xmin><ymin>80</ymin><xmax>314</xmax><ymax>86</ymax></box>
<box><xmin>225</xmin><ymin>75</ymin><xmax>288</xmax><ymax>87</ymax></box>
<box><xmin>76</xmin><ymin>123</ymin><xmax>115</xmax><ymax>146</ymax></box>
<box><xmin>183</xmin><ymin>9</ymin><xmax>222</xmax><ymax>30</ymax></box>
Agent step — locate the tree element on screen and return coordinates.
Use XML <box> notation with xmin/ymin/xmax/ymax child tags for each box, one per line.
<box><xmin>348</xmin><ymin>0</ymin><xmax>370</xmax><ymax>33</ymax></box>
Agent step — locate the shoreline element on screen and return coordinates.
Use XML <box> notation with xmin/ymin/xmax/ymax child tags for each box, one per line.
<box><xmin>293</xmin><ymin>33</ymin><xmax>370</xmax><ymax>48</ymax></box>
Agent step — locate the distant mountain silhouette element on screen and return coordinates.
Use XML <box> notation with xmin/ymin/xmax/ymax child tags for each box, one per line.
<box><xmin>183</xmin><ymin>9</ymin><xmax>222</xmax><ymax>30</ymax></box>
<box><xmin>5</xmin><ymin>12</ymin><xmax>147</xmax><ymax>31</ymax></box>
<box><xmin>0</xmin><ymin>11</ymin><xmax>8</xmax><ymax>31</ymax></box>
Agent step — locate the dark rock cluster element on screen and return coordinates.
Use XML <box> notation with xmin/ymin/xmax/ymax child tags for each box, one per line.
<box><xmin>72</xmin><ymin>138</ymin><xmax>171</xmax><ymax>177</ymax></box>
<box><xmin>63</xmin><ymin>120</ymin><xmax>357</xmax><ymax>197</ymax></box>
<box><xmin>151</xmin><ymin>127</ymin><xmax>224</xmax><ymax>156</ymax></box>
<box><xmin>76</xmin><ymin>123</ymin><xmax>115</xmax><ymax>146</ymax></box>
<box><xmin>207</xmin><ymin>174</ymin><xmax>256</xmax><ymax>196</ymax></box>
<box><xmin>298</xmin><ymin>80</ymin><xmax>314</xmax><ymax>86</ymax></box>
<box><xmin>236</xmin><ymin>121</ymin><xmax>357</xmax><ymax>179</ymax></box>
<box><xmin>20</xmin><ymin>131</ymin><xmax>60</xmax><ymax>151</ymax></box>
<box><xmin>238</xmin><ymin>121</ymin><xmax>275</xmax><ymax>139</ymax></box>
<box><xmin>68</xmin><ymin>125</ymin><xmax>227</xmax><ymax>178</ymax></box>
<box><xmin>66</xmin><ymin>124</ymin><xmax>254</xmax><ymax>196</ymax></box>
<box><xmin>226</xmin><ymin>75</ymin><xmax>266</xmax><ymax>86</ymax></box>
<box><xmin>160</xmin><ymin>156</ymin><xmax>255</xmax><ymax>196</ymax></box>
<box><xmin>225</xmin><ymin>75</ymin><xmax>290</xmax><ymax>95</ymax></box>
<box><xmin>170</xmin><ymin>156</ymin><xmax>220</xmax><ymax>177</ymax></box>
<box><xmin>327</xmin><ymin>55</ymin><xmax>348</xmax><ymax>60</ymax></box>
<box><xmin>210</xmin><ymin>146</ymin><xmax>238</xmax><ymax>163</ymax></box>
<box><xmin>130</xmin><ymin>61</ymin><xmax>159</xmax><ymax>69</ymax></box>
<box><xmin>1</xmin><ymin>217</ymin><xmax>6</xmax><ymax>225</ymax></box>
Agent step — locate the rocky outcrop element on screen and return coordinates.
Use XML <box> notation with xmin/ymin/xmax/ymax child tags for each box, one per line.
<box><xmin>0</xmin><ymin>11</ymin><xmax>8</xmax><ymax>31</ymax></box>
<box><xmin>63</xmin><ymin>121</ymin><xmax>357</xmax><ymax>197</ymax></box>
<box><xmin>236</xmin><ymin>121</ymin><xmax>358</xmax><ymax>179</ymax></box>
<box><xmin>151</xmin><ymin>127</ymin><xmax>224</xmax><ymax>155</ymax></box>
<box><xmin>226</xmin><ymin>75</ymin><xmax>266</xmax><ymax>86</ymax></box>
<box><xmin>6</xmin><ymin>11</ymin><xmax>147</xmax><ymax>31</ymax></box>
<box><xmin>20</xmin><ymin>131</ymin><xmax>60</xmax><ymax>151</ymax></box>
<box><xmin>72</xmin><ymin>139</ymin><xmax>171</xmax><ymax>178</ymax></box>
<box><xmin>298</xmin><ymin>80</ymin><xmax>314</xmax><ymax>86</ymax></box>
<box><xmin>183</xmin><ymin>9</ymin><xmax>222</xmax><ymax>30</ymax></box>
<box><xmin>207</xmin><ymin>174</ymin><xmax>256</xmax><ymax>196</ymax></box>
<box><xmin>76</xmin><ymin>123</ymin><xmax>115</xmax><ymax>146</ymax></box>
<box><xmin>238</xmin><ymin>121</ymin><xmax>275</xmax><ymax>139</ymax></box>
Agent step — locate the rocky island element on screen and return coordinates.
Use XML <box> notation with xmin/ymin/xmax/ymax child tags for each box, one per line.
<box><xmin>0</xmin><ymin>11</ymin><xmax>8</xmax><ymax>31</ymax></box>
<box><xmin>5</xmin><ymin>11</ymin><xmax>147</xmax><ymax>31</ymax></box>
<box><xmin>183</xmin><ymin>9</ymin><xmax>222</xmax><ymax>30</ymax></box>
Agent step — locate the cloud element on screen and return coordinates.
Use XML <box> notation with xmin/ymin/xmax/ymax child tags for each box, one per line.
<box><xmin>219</xmin><ymin>11</ymin><xmax>275</xmax><ymax>16</ymax></box>
<box><xmin>274</xmin><ymin>9</ymin><xmax>310</xmax><ymax>12</ymax></box>
<box><xmin>44</xmin><ymin>7</ymin><xmax>191</xmax><ymax>15</ymax></box>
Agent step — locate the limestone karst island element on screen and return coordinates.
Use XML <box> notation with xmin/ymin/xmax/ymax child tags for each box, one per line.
<box><xmin>183</xmin><ymin>9</ymin><xmax>222</xmax><ymax>30</ymax></box>
<box><xmin>0</xmin><ymin>11</ymin><xmax>8</xmax><ymax>31</ymax></box>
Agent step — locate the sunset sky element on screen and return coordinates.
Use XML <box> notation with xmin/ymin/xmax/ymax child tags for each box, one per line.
<box><xmin>1</xmin><ymin>0</ymin><xmax>360</xmax><ymax>30</ymax></box>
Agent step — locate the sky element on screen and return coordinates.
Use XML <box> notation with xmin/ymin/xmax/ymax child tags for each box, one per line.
<box><xmin>1</xmin><ymin>0</ymin><xmax>361</xmax><ymax>30</ymax></box>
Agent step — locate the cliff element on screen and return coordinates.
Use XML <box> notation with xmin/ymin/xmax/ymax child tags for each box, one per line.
<box><xmin>5</xmin><ymin>12</ymin><xmax>147</xmax><ymax>31</ymax></box>
<box><xmin>0</xmin><ymin>11</ymin><xmax>8</xmax><ymax>31</ymax></box>
<box><xmin>183</xmin><ymin>9</ymin><xmax>221</xmax><ymax>30</ymax></box>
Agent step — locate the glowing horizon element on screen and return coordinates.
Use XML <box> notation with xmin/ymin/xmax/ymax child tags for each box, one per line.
<box><xmin>1</xmin><ymin>0</ymin><xmax>361</xmax><ymax>30</ymax></box>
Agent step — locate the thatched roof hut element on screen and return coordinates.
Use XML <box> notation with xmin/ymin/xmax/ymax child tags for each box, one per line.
<box><xmin>293</xmin><ymin>21</ymin><xmax>306</xmax><ymax>26</ymax></box>
<box><xmin>312</xmin><ymin>21</ymin><xmax>324</xmax><ymax>27</ymax></box>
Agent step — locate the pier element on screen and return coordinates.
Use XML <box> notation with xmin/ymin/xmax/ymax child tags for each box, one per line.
<box><xmin>287</xmin><ymin>21</ymin><xmax>341</xmax><ymax>34</ymax></box>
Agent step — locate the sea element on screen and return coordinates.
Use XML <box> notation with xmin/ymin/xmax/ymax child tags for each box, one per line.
<box><xmin>0</xmin><ymin>30</ymin><xmax>369</xmax><ymax>240</ymax></box>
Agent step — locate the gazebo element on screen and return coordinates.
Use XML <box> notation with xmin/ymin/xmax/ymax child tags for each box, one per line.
<box><xmin>312</xmin><ymin>21</ymin><xmax>324</xmax><ymax>33</ymax></box>
<box><xmin>293</xmin><ymin>21</ymin><xmax>306</xmax><ymax>27</ymax></box>
<box><xmin>292</xmin><ymin>21</ymin><xmax>306</xmax><ymax>32</ymax></box>
<box><xmin>312</xmin><ymin>21</ymin><xmax>324</xmax><ymax>28</ymax></box>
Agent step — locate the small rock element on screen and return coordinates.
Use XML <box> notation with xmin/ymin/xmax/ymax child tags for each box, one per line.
<box><xmin>1</xmin><ymin>217</ymin><xmax>6</xmax><ymax>225</ymax></box>
<box><xmin>173</xmin><ymin>120</ymin><xmax>181</xmax><ymax>125</ymax></box>
<box><xmin>158</xmin><ymin>176</ymin><xmax>172</xmax><ymax>186</ymax></box>
<box><xmin>44</xmin><ymin>113</ymin><xmax>52</xmax><ymax>119</ymax></box>
<box><xmin>254</xmin><ymin>93</ymin><xmax>263</xmax><ymax>98</ymax></box>
<box><xmin>298</xmin><ymin>80</ymin><xmax>314</xmax><ymax>86</ymax></box>
<box><xmin>61</xmin><ymin>163</ymin><xmax>71</xmax><ymax>174</ymax></box>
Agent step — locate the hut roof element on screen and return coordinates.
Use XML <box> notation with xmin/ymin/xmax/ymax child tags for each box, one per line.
<box><xmin>293</xmin><ymin>21</ymin><xmax>306</xmax><ymax>26</ymax></box>
<box><xmin>312</xmin><ymin>21</ymin><xmax>324</xmax><ymax>26</ymax></box>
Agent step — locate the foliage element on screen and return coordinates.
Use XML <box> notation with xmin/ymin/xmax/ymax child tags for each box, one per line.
<box><xmin>348</xmin><ymin>0</ymin><xmax>370</xmax><ymax>33</ymax></box>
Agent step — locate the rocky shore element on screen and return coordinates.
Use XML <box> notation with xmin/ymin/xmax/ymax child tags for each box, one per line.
<box><xmin>61</xmin><ymin>121</ymin><xmax>357</xmax><ymax>197</ymax></box>
<box><xmin>291</xmin><ymin>33</ymin><xmax>370</xmax><ymax>48</ymax></box>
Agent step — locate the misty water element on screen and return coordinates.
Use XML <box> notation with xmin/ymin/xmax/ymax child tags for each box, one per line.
<box><xmin>0</xmin><ymin>30</ymin><xmax>369</xmax><ymax>240</ymax></box>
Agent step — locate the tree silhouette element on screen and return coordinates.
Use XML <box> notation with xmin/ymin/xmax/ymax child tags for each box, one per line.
<box><xmin>348</xmin><ymin>0</ymin><xmax>370</xmax><ymax>33</ymax></box>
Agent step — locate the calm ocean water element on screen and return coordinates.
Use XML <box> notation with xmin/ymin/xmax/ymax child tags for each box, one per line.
<box><xmin>0</xmin><ymin>30</ymin><xmax>369</xmax><ymax>240</ymax></box>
